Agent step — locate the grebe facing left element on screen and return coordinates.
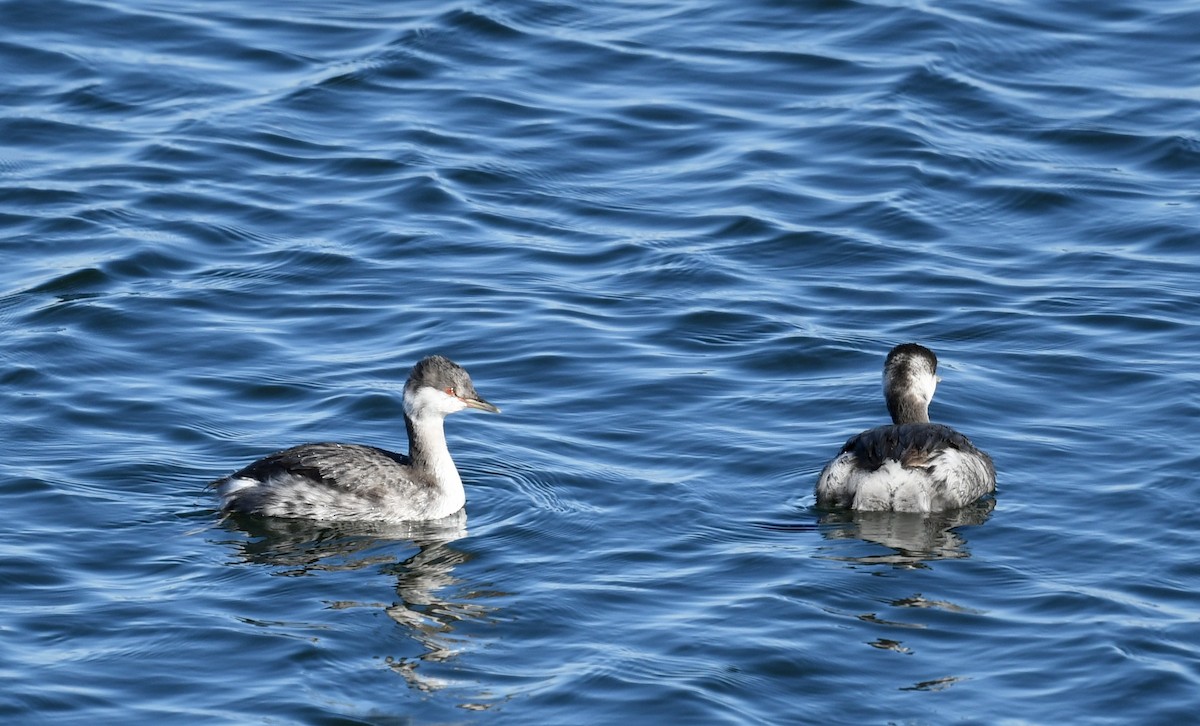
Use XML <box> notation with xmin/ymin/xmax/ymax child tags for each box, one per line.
<box><xmin>213</xmin><ymin>355</ymin><xmax>499</xmax><ymax>522</ymax></box>
<box><xmin>815</xmin><ymin>343</ymin><xmax>995</xmax><ymax>512</ymax></box>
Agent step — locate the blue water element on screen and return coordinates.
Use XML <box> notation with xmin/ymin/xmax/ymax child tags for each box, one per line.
<box><xmin>3</xmin><ymin>0</ymin><xmax>1199</xmax><ymax>722</ymax></box>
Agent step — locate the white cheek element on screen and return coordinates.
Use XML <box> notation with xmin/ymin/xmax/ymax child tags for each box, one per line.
<box><xmin>405</xmin><ymin>387</ymin><xmax>463</xmax><ymax>418</ymax></box>
<box><xmin>440</xmin><ymin>394</ymin><xmax>468</xmax><ymax>415</ymax></box>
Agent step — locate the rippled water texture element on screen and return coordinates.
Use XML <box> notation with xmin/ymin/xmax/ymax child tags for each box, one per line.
<box><xmin>2</xmin><ymin>0</ymin><xmax>1199</xmax><ymax>723</ymax></box>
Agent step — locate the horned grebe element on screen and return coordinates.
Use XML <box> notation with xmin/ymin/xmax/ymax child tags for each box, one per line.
<box><xmin>815</xmin><ymin>343</ymin><xmax>995</xmax><ymax>512</ymax></box>
<box><xmin>213</xmin><ymin>355</ymin><xmax>499</xmax><ymax>522</ymax></box>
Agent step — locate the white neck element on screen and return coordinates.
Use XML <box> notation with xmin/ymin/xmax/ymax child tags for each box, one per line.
<box><xmin>404</xmin><ymin>387</ymin><xmax>467</xmax><ymax>516</ymax></box>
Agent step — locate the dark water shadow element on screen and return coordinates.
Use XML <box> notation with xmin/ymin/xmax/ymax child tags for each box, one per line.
<box><xmin>210</xmin><ymin>511</ymin><xmax>504</xmax><ymax>698</ymax></box>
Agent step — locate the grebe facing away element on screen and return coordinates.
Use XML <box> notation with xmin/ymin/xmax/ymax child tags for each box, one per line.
<box><xmin>213</xmin><ymin>355</ymin><xmax>499</xmax><ymax>522</ymax></box>
<box><xmin>815</xmin><ymin>343</ymin><xmax>995</xmax><ymax>512</ymax></box>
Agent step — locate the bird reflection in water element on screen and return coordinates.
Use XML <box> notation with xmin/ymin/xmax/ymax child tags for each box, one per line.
<box><xmin>817</xmin><ymin>499</ymin><xmax>995</xmax><ymax>568</ymax></box>
<box><xmin>758</xmin><ymin>500</ymin><xmax>995</xmax><ymax>691</ymax></box>
<box><xmin>213</xmin><ymin>510</ymin><xmax>503</xmax><ymax>698</ymax></box>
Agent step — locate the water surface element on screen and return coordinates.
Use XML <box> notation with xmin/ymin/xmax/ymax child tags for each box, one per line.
<box><xmin>2</xmin><ymin>0</ymin><xmax>1199</xmax><ymax>722</ymax></box>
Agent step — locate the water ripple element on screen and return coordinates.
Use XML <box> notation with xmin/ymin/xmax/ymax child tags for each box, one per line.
<box><xmin>2</xmin><ymin>0</ymin><xmax>1199</xmax><ymax>722</ymax></box>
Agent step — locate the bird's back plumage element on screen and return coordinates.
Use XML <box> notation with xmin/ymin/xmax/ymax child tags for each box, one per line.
<box><xmin>817</xmin><ymin>423</ymin><xmax>995</xmax><ymax>512</ymax></box>
<box><xmin>214</xmin><ymin>442</ymin><xmax>454</xmax><ymax>521</ymax></box>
